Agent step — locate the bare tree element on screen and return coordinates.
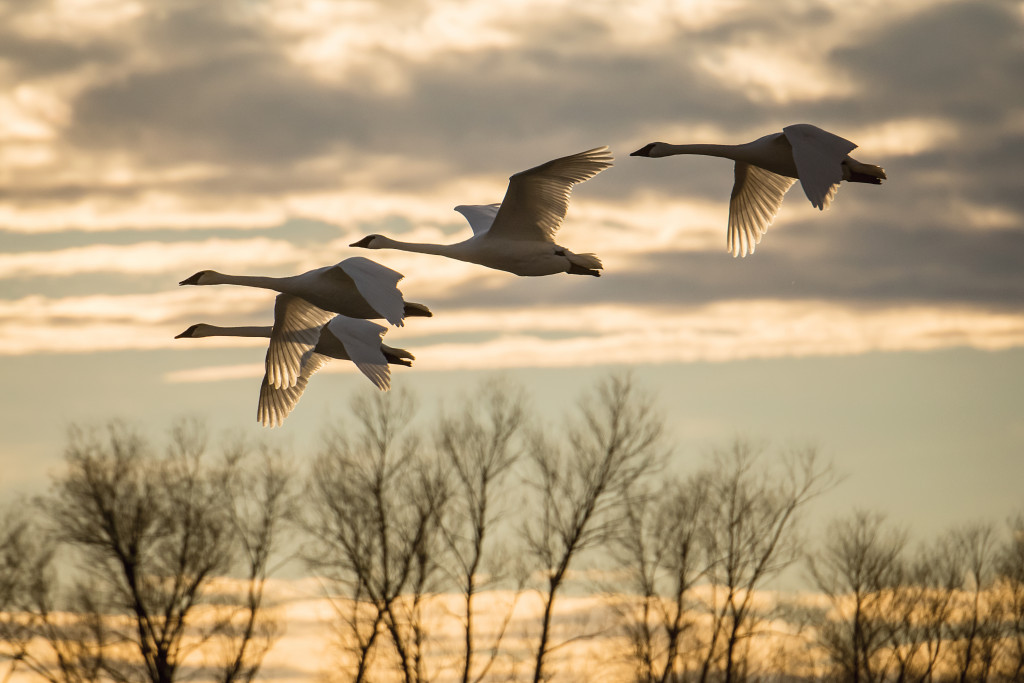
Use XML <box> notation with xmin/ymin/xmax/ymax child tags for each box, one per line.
<box><xmin>696</xmin><ymin>441</ymin><xmax>835</xmax><ymax>683</ymax></box>
<box><xmin>612</xmin><ymin>474</ymin><xmax>711</xmax><ymax>683</ymax></box>
<box><xmin>521</xmin><ymin>374</ymin><xmax>666</xmax><ymax>683</ymax></box>
<box><xmin>208</xmin><ymin>441</ymin><xmax>296</xmax><ymax>683</ymax></box>
<box><xmin>944</xmin><ymin>523</ymin><xmax>1005</xmax><ymax>683</ymax></box>
<box><xmin>998</xmin><ymin>514</ymin><xmax>1024</xmax><ymax>682</ymax></box>
<box><xmin>880</xmin><ymin>560</ymin><xmax>930</xmax><ymax>683</ymax></box>
<box><xmin>808</xmin><ymin>510</ymin><xmax>908</xmax><ymax>683</ymax></box>
<box><xmin>1</xmin><ymin>503</ymin><xmax>109</xmax><ymax>683</ymax></box>
<box><xmin>302</xmin><ymin>390</ymin><xmax>448</xmax><ymax>683</ymax></box>
<box><xmin>895</xmin><ymin>538</ymin><xmax>962</xmax><ymax>683</ymax></box>
<box><xmin>1</xmin><ymin>503</ymin><xmax>43</xmax><ymax>679</ymax></box>
<box><xmin>435</xmin><ymin>379</ymin><xmax>527</xmax><ymax>683</ymax></box>
<box><xmin>39</xmin><ymin>420</ymin><xmax>290</xmax><ymax>683</ymax></box>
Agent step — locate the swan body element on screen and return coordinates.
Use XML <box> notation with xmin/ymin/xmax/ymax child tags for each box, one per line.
<box><xmin>350</xmin><ymin>147</ymin><xmax>613</xmax><ymax>276</ymax></box>
<box><xmin>631</xmin><ymin>124</ymin><xmax>886</xmax><ymax>257</ymax></box>
<box><xmin>178</xmin><ymin>256</ymin><xmax>432</xmax><ymax>326</ymax></box>
<box><xmin>176</xmin><ymin>297</ymin><xmax>414</xmax><ymax>427</ymax></box>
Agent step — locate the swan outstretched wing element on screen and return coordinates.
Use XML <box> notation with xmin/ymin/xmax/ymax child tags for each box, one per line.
<box><xmin>338</xmin><ymin>256</ymin><xmax>407</xmax><ymax>327</ymax></box>
<box><xmin>324</xmin><ymin>316</ymin><xmax>391</xmax><ymax>390</ymax></box>
<box><xmin>454</xmin><ymin>203</ymin><xmax>501</xmax><ymax>235</ymax></box>
<box><xmin>728</xmin><ymin>163</ymin><xmax>796</xmax><ymax>258</ymax></box>
<box><xmin>784</xmin><ymin>124</ymin><xmax>856</xmax><ymax>210</ymax></box>
<box><xmin>265</xmin><ymin>294</ymin><xmax>334</xmax><ymax>388</ymax></box>
<box><xmin>487</xmin><ymin>146</ymin><xmax>613</xmax><ymax>242</ymax></box>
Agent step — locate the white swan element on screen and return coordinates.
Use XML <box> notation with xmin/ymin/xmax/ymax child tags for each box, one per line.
<box><xmin>176</xmin><ymin>297</ymin><xmax>414</xmax><ymax>427</ymax></box>
<box><xmin>178</xmin><ymin>256</ymin><xmax>432</xmax><ymax>330</ymax></box>
<box><xmin>631</xmin><ymin>124</ymin><xmax>886</xmax><ymax>257</ymax></box>
<box><xmin>350</xmin><ymin>146</ymin><xmax>613</xmax><ymax>276</ymax></box>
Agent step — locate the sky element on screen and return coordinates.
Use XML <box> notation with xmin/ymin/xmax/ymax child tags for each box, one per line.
<box><xmin>1</xmin><ymin>0</ymin><xmax>1023</xmax><ymax>541</ymax></box>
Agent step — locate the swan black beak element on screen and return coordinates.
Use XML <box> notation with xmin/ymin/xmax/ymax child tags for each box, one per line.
<box><xmin>179</xmin><ymin>272</ymin><xmax>203</xmax><ymax>286</ymax></box>
<box><xmin>630</xmin><ymin>143</ymin><xmax>656</xmax><ymax>157</ymax></box>
<box><xmin>174</xmin><ymin>325</ymin><xmax>198</xmax><ymax>339</ymax></box>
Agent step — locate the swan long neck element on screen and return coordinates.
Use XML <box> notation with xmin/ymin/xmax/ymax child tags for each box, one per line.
<box><xmin>376</xmin><ymin>236</ymin><xmax>456</xmax><ymax>257</ymax></box>
<box><xmin>196</xmin><ymin>325</ymin><xmax>273</xmax><ymax>338</ymax></box>
<box><xmin>206</xmin><ymin>272</ymin><xmax>286</xmax><ymax>290</ymax></box>
<box><xmin>655</xmin><ymin>143</ymin><xmax>741</xmax><ymax>160</ymax></box>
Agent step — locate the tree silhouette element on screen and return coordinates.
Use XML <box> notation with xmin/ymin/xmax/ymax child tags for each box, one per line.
<box><xmin>302</xmin><ymin>390</ymin><xmax>447</xmax><ymax>683</ymax></box>
<box><xmin>696</xmin><ymin>441</ymin><xmax>835</xmax><ymax>683</ymax></box>
<box><xmin>10</xmin><ymin>378</ymin><xmax>1024</xmax><ymax>683</ymax></box>
<box><xmin>1</xmin><ymin>503</ymin><xmax>107</xmax><ymax>683</ymax></box>
<box><xmin>435</xmin><ymin>379</ymin><xmax>527</xmax><ymax>683</ymax></box>
<box><xmin>522</xmin><ymin>374</ymin><xmax>666</xmax><ymax>683</ymax></box>
<box><xmin>809</xmin><ymin>510</ymin><xmax>907</xmax><ymax>683</ymax></box>
<box><xmin>998</xmin><ymin>514</ymin><xmax>1024</xmax><ymax>681</ymax></box>
<box><xmin>945</xmin><ymin>522</ymin><xmax>1005</xmax><ymax>683</ymax></box>
<box><xmin>37</xmin><ymin>420</ymin><xmax>291</xmax><ymax>683</ymax></box>
<box><xmin>612</xmin><ymin>473</ymin><xmax>712</xmax><ymax>683</ymax></box>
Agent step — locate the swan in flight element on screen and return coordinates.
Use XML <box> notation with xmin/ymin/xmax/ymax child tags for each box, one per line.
<box><xmin>179</xmin><ymin>256</ymin><xmax>432</xmax><ymax>327</ymax></box>
<box><xmin>631</xmin><ymin>124</ymin><xmax>886</xmax><ymax>257</ymax></box>
<box><xmin>176</xmin><ymin>296</ymin><xmax>414</xmax><ymax>427</ymax></box>
<box><xmin>350</xmin><ymin>146</ymin><xmax>613</xmax><ymax>276</ymax></box>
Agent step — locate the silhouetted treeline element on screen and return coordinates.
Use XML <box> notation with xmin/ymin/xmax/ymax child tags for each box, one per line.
<box><xmin>1</xmin><ymin>375</ymin><xmax>1022</xmax><ymax>683</ymax></box>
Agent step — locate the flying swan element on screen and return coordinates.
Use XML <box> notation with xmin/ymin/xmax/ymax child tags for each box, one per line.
<box><xmin>176</xmin><ymin>295</ymin><xmax>414</xmax><ymax>427</ymax></box>
<box><xmin>630</xmin><ymin>124</ymin><xmax>886</xmax><ymax>257</ymax></box>
<box><xmin>349</xmin><ymin>146</ymin><xmax>614</xmax><ymax>276</ymax></box>
<box><xmin>178</xmin><ymin>256</ymin><xmax>432</xmax><ymax>329</ymax></box>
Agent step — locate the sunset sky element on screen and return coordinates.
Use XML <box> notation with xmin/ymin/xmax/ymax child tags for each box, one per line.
<box><xmin>1</xmin><ymin>0</ymin><xmax>1022</xmax><ymax>539</ymax></box>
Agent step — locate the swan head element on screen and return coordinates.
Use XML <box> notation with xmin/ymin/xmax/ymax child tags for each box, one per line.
<box><xmin>175</xmin><ymin>323</ymin><xmax>213</xmax><ymax>338</ymax></box>
<box><xmin>630</xmin><ymin>142</ymin><xmax>668</xmax><ymax>158</ymax></box>
<box><xmin>179</xmin><ymin>270</ymin><xmax>219</xmax><ymax>286</ymax></box>
<box><xmin>350</xmin><ymin>234</ymin><xmax>384</xmax><ymax>249</ymax></box>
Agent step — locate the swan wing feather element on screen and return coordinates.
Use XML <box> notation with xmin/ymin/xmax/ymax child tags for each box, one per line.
<box><xmin>324</xmin><ymin>316</ymin><xmax>391</xmax><ymax>391</ymax></box>
<box><xmin>265</xmin><ymin>294</ymin><xmax>334</xmax><ymax>388</ymax></box>
<box><xmin>728</xmin><ymin>163</ymin><xmax>796</xmax><ymax>257</ymax></box>
<box><xmin>454</xmin><ymin>203</ymin><xmax>501</xmax><ymax>236</ymax></box>
<box><xmin>257</xmin><ymin>350</ymin><xmax>335</xmax><ymax>427</ymax></box>
<box><xmin>783</xmin><ymin>124</ymin><xmax>856</xmax><ymax>210</ymax></box>
<box><xmin>487</xmin><ymin>146</ymin><xmax>613</xmax><ymax>242</ymax></box>
<box><xmin>337</xmin><ymin>256</ymin><xmax>407</xmax><ymax>326</ymax></box>
<box><xmin>257</xmin><ymin>371</ymin><xmax>308</xmax><ymax>428</ymax></box>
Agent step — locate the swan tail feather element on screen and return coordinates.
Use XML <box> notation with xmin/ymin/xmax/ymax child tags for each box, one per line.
<box><xmin>565</xmin><ymin>251</ymin><xmax>603</xmax><ymax>277</ymax></box>
<box><xmin>843</xmin><ymin>159</ymin><xmax>887</xmax><ymax>184</ymax></box>
<box><xmin>383</xmin><ymin>345</ymin><xmax>415</xmax><ymax>366</ymax></box>
<box><xmin>403</xmin><ymin>302</ymin><xmax>433</xmax><ymax>318</ymax></box>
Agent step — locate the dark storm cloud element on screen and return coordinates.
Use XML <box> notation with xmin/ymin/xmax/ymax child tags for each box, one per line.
<box><xmin>64</xmin><ymin>37</ymin><xmax>727</xmax><ymax>175</ymax></box>
<box><xmin>12</xmin><ymin>0</ymin><xmax>1019</xmax><ymax>188</ymax></box>
<box><xmin>0</xmin><ymin>29</ymin><xmax>121</xmax><ymax>78</ymax></box>
<box><xmin>52</xmin><ymin>2</ymin><xmax>358</xmax><ymax>168</ymax></box>
<box><xmin>933</xmin><ymin>135</ymin><xmax>1024</xmax><ymax>211</ymax></box>
<box><xmin>70</xmin><ymin>52</ymin><xmax>367</xmax><ymax>165</ymax></box>
<box><xmin>834</xmin><ymin>2</ymin><xmax>1024</xmax><ymax>122</ymax></box>
<box><xmin>55</xmin><ymin>2</ymin><xmax>760</xmax><ymax>188</ymax></box>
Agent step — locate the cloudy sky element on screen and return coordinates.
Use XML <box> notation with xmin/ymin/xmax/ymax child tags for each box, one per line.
<box><xmin>1</xmin><ymin>0</ymin><xmax>1022</xmax><ymax>536</ymax></box>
